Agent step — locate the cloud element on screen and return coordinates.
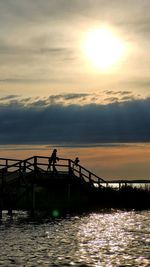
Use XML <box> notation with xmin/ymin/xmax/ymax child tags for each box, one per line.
<box><xmin>0</xmin><ymin>0</ymin><xmax>149</xmax><ymax>88</ymax></box>
<box><xmin>104</xmin><ymin>97</ymin><xmax>119</xmax><ymax>102</ymax></box>
<box><xmin>0</xmin><ymin>78</ymin><xmax>58</xmax><ymax>84</ymax></box>
<box><xmin>104</xmin><ymin>90</ymin><xmax>132</xmax><ymax>96</ymax></box>
<box><xmin>0</xmin><ymin>92</ymin><xmax>143</xmax><ymax>107</ymax></box>
<box><xmin>0</xmin><ymin>42</ymin><xmax>70</xmax><ymax>57</ymax></box>
<box><xmin>0</xmin><ymin>95</ymin><xmax>20</xmax><ymax>101</ymax></box>
<box><xmin>63</xmin><ymin>93</ymin><xmax>89</xmax><ymax>100</ymax></box>
<box><xmin>0</xmin><ymin>0</ymin><xmax>149</xmax><ymax>105</ymax></box>
<box><xmin>1</xmin><ymin>1</ymin><xmax>149</xmax><ymax>35</ymax></box>
<box><xmin>121</xmin><ymin>96</ymin><xmax>135</xmax><ymax>101</ymax></box>
<box><xmin>0</xmin><ymin>97</ymin><xmax>150</xmax><ymax>144</ymax></box>
<box><xmin>29</xmin><ymin>99</ymin><xmax>48</xmax><ymax>108</ymax></box>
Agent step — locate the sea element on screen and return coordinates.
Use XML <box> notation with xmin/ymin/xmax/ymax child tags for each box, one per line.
<box><xmin>0</xmin><ymin>210</ymin><xmax>149</xmax><ymax>267</ymax></box>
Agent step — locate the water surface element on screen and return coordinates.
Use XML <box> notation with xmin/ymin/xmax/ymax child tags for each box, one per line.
<box><xmin>0</xmin><ymin>210</ymin><xmax>149</xmax><ymax>266</ymax></box>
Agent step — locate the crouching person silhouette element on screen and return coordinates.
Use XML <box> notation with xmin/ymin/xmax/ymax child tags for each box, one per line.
<box><xmin>73</xmin><ymin>157</ymin><xmax>80</xmax><ymax>169</ymax></box>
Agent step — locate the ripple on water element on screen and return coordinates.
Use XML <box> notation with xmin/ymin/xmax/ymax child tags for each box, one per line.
<box><xmin>0</xmin><ymin>210</ymin><xmax>150</xmax><ymax>266</ymax></box>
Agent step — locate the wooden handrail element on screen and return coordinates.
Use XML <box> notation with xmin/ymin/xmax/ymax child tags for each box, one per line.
<box><xmin>0</xmin><ymin>156</ymin><xmax>150</xmax><ymax>189</ymax></box>
<box><xmin>0</xmin><ymin>158</ymin><xmax>22</xmax><ymax>170</ymax></box>
<box><xmin>0</xmin><ymin>157</ymin><xmax>22</xmax><ymax>162</ymax></box>
<box><xmin>105</xmin><ymin>180</ymin><xmax>150</xmax><ymax>184</ymax></box>
<box><xmin>0</xmin><ymin>156</ymin><xmax>34</xmax><ymax>172</ymax></box>
<box><xmin>0</xmin><ymin>155</ymin><xmax>105</xmax><ymax>185</ymax></box>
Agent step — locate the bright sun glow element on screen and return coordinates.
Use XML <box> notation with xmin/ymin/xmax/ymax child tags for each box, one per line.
<box><xmin>84</xmin><ymin>28</ymin><xmax>126</xmax><ymax>70</ymax></box>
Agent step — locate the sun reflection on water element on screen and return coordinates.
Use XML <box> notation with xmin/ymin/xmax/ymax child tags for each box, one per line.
<box><xmin>0</xmin><ymin>211</ymin><xmax>149</xmax><ymax>266</ymax></box>
<box><xmin>76</xmin><ymin>211</ymin><xmax>150</xmax><ymax>266</ymax></box>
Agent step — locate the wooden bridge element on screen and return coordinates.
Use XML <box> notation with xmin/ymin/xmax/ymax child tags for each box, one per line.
<box><xmin>0</xmin><ymin>156</ymin><xmax>150</xmax><ymax>218</ymax></box>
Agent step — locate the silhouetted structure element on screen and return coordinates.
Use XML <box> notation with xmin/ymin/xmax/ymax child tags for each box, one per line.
<box><xmin>0</xmin><ymin>156</ymin><xmax>150</xmax><ymax>219</ymax></box>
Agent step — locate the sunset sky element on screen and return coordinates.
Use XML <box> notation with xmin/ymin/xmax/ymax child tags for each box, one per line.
<box><xmin>0</xmin><ymin>1</ymin><xmax>150</xmax><ymax>179</ymax></box>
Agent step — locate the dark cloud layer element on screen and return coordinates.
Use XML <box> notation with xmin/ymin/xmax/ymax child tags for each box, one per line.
<box><xmin>0</xmin><ymin>97</ymin><xmax>150</xmax><ymax>144</ymax></box>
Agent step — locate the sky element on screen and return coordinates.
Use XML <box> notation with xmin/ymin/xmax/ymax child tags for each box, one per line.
<box><xmin>0</xmin><ymin>143</ymin><xmax>150</xmax><ymax>180</ymax></box>
<box><xmin>0</xmin><ymin>1</ymin><xmax>150</xmax><ymax>179</ymax></box>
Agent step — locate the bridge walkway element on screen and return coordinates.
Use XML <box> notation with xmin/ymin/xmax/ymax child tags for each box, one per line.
<box><xmin>0</xmin><ymin>156</ymin><xmax>150</xmax><ymax>218</ymax></box>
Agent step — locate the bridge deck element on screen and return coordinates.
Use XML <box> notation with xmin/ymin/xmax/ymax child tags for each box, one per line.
<box><xmin>0</xmin><ymin>156</ymin><xmax>150</xmax><ymax>217</ymax></box>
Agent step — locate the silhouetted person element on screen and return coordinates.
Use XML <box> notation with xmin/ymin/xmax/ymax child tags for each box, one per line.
<box><xmin>47</xmin><ymin>149</ymin><xmax>59</xmax><ymax>173</ymax></box>
<box><xmin>75</xmin><ymin>157</ymin><xmax>80</xmax><ymax>165</ymax></box>
<box><xmin>73</xmin><ymin>157</ymin><xmax>80</xmax><ymax>168</ymax></box>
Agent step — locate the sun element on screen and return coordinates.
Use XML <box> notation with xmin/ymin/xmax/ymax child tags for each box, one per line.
<box><xmin>83</xmin><ymin>28</ymin><xmax>126</xmax><ymax>70</ymax></box>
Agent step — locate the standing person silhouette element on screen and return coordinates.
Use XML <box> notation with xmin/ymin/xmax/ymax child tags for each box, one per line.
<box><xmin>47</xmin><ymin>149</ymin><xmax>59</xmax><ymax>173</ymax></box>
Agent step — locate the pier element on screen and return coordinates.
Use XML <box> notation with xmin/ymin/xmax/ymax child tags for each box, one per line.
<box><xmin>0</xmin><ymin>156</ymin><xmax>150</xmax><ymax>218</ymax></box>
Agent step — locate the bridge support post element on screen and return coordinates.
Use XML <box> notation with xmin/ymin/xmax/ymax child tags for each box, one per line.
<box><xmin>119</xmin><ymin>183</ymin><xmax>121</xmax><ymax>190</ymax></box>
<box><xmin>89</xmin><ymin>173</ymin><xmax>92</xmax><ymax>185</ymax></box>
<box><xmin>0</xmin><ymin>199</ymin><xmax>2</xmax><ymax>219</ymax></box>
<box><xmin>68</xmin><ymin>159</ymin><xmax>73</xmax><ymax>176</ymax></box>
<box><xmin>67</xmin><ymin>184</ymin><xmax>71</xmax><ymax>210</ymax></box>
<box><xmin>7</xmin><ymin>208</ymin><xmax>13</xmax><ymax>216</ymax></box>
<box><xmin>5</xmin><ymin>159</ymin><xmax>8</xmax><ymax>174</ymax></box>
<box><xmin>31</xmin><ymin>183</ymin><xmax>36</xmax><ymax>217</ymax></box>
<box><xmin>34</xmin><ymin>156</ymin><xmax>37</xmax><ymax>173</ymax></box>
<box><xmin>7</xmin><ymin>193</ymin><xmax>13</xmax><ymax>216</ymax></box>
<box><xmin>0</xmin><ymin>209</ymin><xmax>2</xmax><ymax>220</ymax></box>
<box><xmin>30</xmin><ymin>157</ymin><xmax>37</xmax><ymax>217</ymax></box>
<box><xmin>79</xmin><ymin>166</ymin><xmax>82</xmax><ymax>179</ymax></box>
<box><xmin>0</xmin><ymin>170</ymin><xmax>4</xmax><ymax>220</ymax></box>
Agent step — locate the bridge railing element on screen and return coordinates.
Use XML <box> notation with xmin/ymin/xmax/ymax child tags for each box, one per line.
<box><xmin>0</xmin><ymin>156</ymin><xmax>34</xmax><ymax>186</ymax></box>
<box><xmin>27</xmin><ymin>156</ymin><xmax>105</xmax><ymax>186</ymax></box>
<box><xmin>69</xmin><ymin>159</ymin><xmax>105</xmax><ymax>185</ymax></box>
<box><xmin>0</xmin><ymin>157</ymin><xmax>22</xmax><ymax>170</ymax></box>
<box><xmin>0</xmin><ymin>156</ymin><xmax>150</xmax><ymax>189</ymax></box>
<box><xmin>0</xmin><ymin>155</ymin><xmax>105</xmax><ymax>187</ymax></box>
<box><xmin>35</xmin><ymin>156</ymin><xmax>105</xmax><ymax>185</ymax></box>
